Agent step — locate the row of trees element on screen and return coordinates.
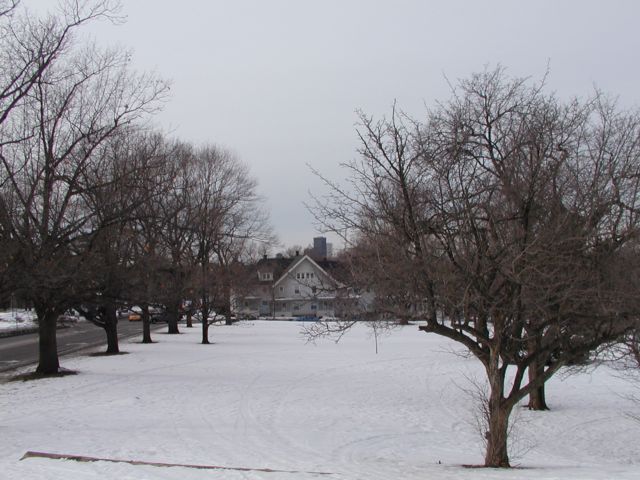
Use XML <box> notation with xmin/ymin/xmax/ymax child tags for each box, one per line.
<box><xmin>311</xmin><ymin>68</ymin><xmax>640</xmax><ymax>467</ymax></box>
<box><xmin>2</xmin><ymin>0</ymin><xmax>636</xmax><ymax>469</ymax></box>
<box><xmin>0</xmin><ymin>1</ymin><xmax>270</xmax><ymax>374</ymax></box>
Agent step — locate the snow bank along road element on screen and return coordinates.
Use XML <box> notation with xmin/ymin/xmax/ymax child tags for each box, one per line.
<box><xmin>0</xmin><ymin>321</ymin><xmax>638</xmax><ymax>480</ymax></box>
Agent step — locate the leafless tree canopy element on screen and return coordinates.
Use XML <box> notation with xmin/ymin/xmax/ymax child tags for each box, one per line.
<box><xmin>310</xmin><ymin>67</ymin><xmax>640</xmax><ymax>467</ymax></box>
<box><xmin>0</xmin><ymin>2</ymin><xmax>273</xmax><ymax>368</ymax></box>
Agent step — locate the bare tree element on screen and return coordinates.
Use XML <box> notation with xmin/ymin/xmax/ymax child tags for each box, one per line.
<box><xmin>0</xmin><ymin>0</ymin><xmax>122</xmax><ymax>302</ymax></box>
<box><xmin>0</xmin><ymin>0</ymin><xmax>122</xmax><ymax>129</ymax></box>
<box><xmin>149</xmin><ymin>142</ymin><xmax>197</xmax><ymax>335</ymax></box>
<box><xmin>0</xmin><ymin>30</ymin><xmax>168</xmax><ymax>373</ymax></box>
<box><xmin>124</xmin><ymin>133</ymin><xmax>176</xmax><ymax>343</ymax></box>
<box><xmin>75</xmin><ymin>128</ymin><xmax>170</xmax><ymax>352</ymax></box>
<box><xmin>187</xmin><ymin>145</ymin><xmax>272</xmax><ymax>343</ymax></box>
<box><xmin>310</xmin><ymin>68</ymin><xmax>640</xmax><ymax>467</ymax></box>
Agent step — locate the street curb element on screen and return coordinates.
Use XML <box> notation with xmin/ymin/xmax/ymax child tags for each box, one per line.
<box><xmin>0</xmin><ymin>324</ymin><xmax>73</xmax><ymax>339</ymax></box>
<box><xmin>0</xmin><ymin>327</ymin><xmax>39</xmax><ymax>338</ymax></box>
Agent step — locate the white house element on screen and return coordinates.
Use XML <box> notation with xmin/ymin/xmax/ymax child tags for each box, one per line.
<box><xmin>233</xmin><ymin>254</ymin><xmax>352</xmax><ymax>318</ymax></box>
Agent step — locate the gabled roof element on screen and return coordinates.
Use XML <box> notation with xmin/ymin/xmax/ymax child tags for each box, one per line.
<box><xmin>273</xmin><ymin>254</ymin><xmax>344</xmax><ymax>288</ymax></box>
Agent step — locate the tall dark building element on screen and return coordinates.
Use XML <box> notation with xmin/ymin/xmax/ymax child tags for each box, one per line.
<box><xmin>313</xmin><ymin>236</ymin><xmax>327</xmax><ymax>259</ymax></box>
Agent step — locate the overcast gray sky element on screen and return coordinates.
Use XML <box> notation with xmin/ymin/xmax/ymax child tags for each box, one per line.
<box><xmin>27</xmin><ymin>0</ymin><xmax>640</xmax><ymax>251</ymax></box>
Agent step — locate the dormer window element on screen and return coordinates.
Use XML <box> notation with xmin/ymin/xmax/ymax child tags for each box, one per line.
<box><xmin>259</xmin><ymin>272</ymin><xmax>273</xmax><ymax>281</ymax></box>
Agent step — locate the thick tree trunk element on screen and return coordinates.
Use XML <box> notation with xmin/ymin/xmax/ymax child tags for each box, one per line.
<box><xmin>527</xmin><ymin>364</ymin><xmax>549</xmax><ymax>410</ymax></box>
<box><xmin>35</xmin><ymin>308</ymin><xmax>61</xmax><ymax>374</ymax></box>
<box><xmin>104</xmin><ymin>302</ymin><xmax>119</xmax><ymax>354</ymax></box>
<box><xmin>141</xmin><ymin>305</ymin><xmax>153</xmax><ymax>343</ymax></box>
<box><xmin>167</xmin><ymin>300</ymin><xmax>180</xmax><ymax>334</ymax></box>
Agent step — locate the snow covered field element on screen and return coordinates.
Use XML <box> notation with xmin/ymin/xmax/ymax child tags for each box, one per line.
<box><xmin>0</xmin><ymin>321</ymin><xmax>638</xmax><ymax>480</ymax></box>
<box><xmin>0</xmin><ymin>310</ymin><xmax>37</xmax><ymax>333</ymax></box>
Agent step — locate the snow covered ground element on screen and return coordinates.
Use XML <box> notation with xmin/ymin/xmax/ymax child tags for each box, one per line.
<box><xmin>0</xmin><ymin>321</ymin><xmax>638</xmax><ymax>480</ymax></box>
<box><xmin>0</xmin><ymin>310</ymin><xmax>37</xmax><ymax>333</ymax></box>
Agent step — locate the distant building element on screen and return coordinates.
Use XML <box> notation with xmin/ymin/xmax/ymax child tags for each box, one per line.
<box><xmin>232</xmin><ymin>253</ymin><xmax>352</xmax><ymax>319</ymax></box>
<box><xmin>313</xmin><ymin>236</ymin><xmax>327</xmax><ymax>259</ymax></box>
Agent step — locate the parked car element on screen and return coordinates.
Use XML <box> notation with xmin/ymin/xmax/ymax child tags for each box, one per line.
<box><xmin>150</xmin><ymin>311</ymin><xmax>172</xmax><ymax>324</ymax></box>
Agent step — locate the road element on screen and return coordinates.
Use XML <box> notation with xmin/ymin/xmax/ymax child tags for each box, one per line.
<box><xmin>0</xmin><ymin>319</ymin><xmax>161</xmax><ymax>373</ymax></box>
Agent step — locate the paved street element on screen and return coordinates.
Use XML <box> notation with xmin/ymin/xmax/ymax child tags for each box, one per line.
<box><xmin>0</xmin><ymin>319</ymin><xmax>161</xmax><ymax>373</ymax></box>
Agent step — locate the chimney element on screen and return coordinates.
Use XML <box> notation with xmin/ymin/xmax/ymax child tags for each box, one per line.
<box><xmin>295</xmin><ymin>250</ymin><xmax>300</xmax><ymax>257</ymax></box>
<box><xmin>263</xmin><ymin>254</ymin><xmax>267</xmax><ymax>260</ymax></box>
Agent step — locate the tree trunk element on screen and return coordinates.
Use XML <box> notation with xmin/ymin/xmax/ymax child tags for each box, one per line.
<box><xmin>527</xmin><ymin>381</ymin><xmax>548</xmax><ymax>411</ymax></box>
<box><xmin>222</xmin><ymin>299</ymin><xmax>233</xmax><ymax>325</ymax></box>
<box><xmin>141</xmin><ymin>305</ymin><xmax>153</xmax><ymax>343</ymax></box>
<box><xmin>35</xmin><ymin>307</ymin><xmax>61</xmax><ymax>374</ymax></box>
<box><xmin>484</xmin><ymin>357</ymin><xmax>512</xmax><ymax>468</ymax></box>
<box><xmin>167</xmin><ymin>300</ymin><xmax>180</xmax><ymax>334</ymax></box>
<box><xmin>484</xmin><ymin>399</ymin><xmax>512</xmax><ymax>468</ymax></box>
<box><xmin>201</xmin><ymin>305</ymin><xmax>210</xmax><ymax>344</ymax></box>
<box><xmin>202</xmin><ymin>319</ymin><xmax>210</xmax><ymax>344</ymax></box>
<box><xmin>104</xmin><ymin>302</ymin><xmax>119</xmax><ymax>354</ymax></box>
<box><xmin>527</xmin><ymin>330</ymin><xmax>549</xmax><ymax>410</ymax></box>
<box><xmin>186</xmin><ymin>309</ymin><xmax>193</xmax><ymax>328</ymax></box>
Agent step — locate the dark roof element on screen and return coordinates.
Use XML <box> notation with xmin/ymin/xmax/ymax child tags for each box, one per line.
<box><xmin>256</xmin><ymin>256</ymin><xmax>295</xmax><ymax>282</ymax></box>
<box><xmin>315</xmin><ymin>258</ymin><xmax>349</xmax><ymax>284</ymax></box>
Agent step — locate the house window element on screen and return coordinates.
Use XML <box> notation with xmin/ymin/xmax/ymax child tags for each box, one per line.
<box><xmin>261</xmin><ymin>301</ymin><xmax>268</xmax><ymax>306</ymax></box>
<box><xmin>294</xmin><ymin>287</ymin><xmax>300</xmax><ymax>294</ymax></box>
<box><xmin>279</xmin><ymin>286</ymin><xmax>284</xmax><ymax>293</ymax></box>
<box><xmin>312</xmin><ymin>286</ymin><xmax>317</xmax><ymax>294</ymax></box>
<box><xmin>260</xmin><ymin>272</ymin><xmax>272</xmax><ymax>281</ymax></box>
<box><xmin>311</xmin><ymin>304</ymin><xmax>317</xmax><ymax>310</ymax></box>
<box><xmin>293</xmin><ymin>305</ymin><xmax>299</xmax><ymax>311</ymax></box>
